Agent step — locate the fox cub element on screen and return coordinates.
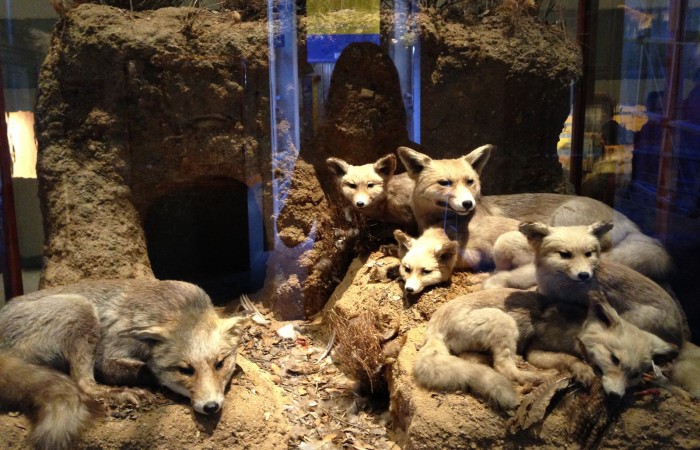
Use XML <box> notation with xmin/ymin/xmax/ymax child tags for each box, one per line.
<box><xmin>0</xmin><ymin>279</ymin><xmax>250</xmax><ymax>450</ymax></box>
<box><xmin>413</xmin><ymin>289</ymin><xmax>678</xmax><ymax>410</ymax></box>
<box><xmin>394</xmin><ymin>227</ymin><xmax>458</xmax><ymax>295</ymax></box>
<box><xmin>326</xmin><ymin>153</ymin><xmax>416</xmax><ymax>231</ymax></box>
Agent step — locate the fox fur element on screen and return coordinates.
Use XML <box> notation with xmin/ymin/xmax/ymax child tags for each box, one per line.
<box><xmin>394</xmin><ymin>227</ymin><xmax>458</xmax><ymax>295</ymax></box>
<box><xmin>484</xmin><ymin>222</ymin><xmax>699</xmax><ymax>397</ymax></box>
<box><xmin>0</xmin><ymin>279</ymin><xmax>250</xmax><ymax>449</ymax></box>
<box><xmin>413</xmin><ymin>289</ymin><xmax>678</xmax><ymax>410</ymax></box>
<box><xmin>484</xmin><ymin>193</ymin><xmax>673</xmax><ymax>281</ymax></box>
<box><xmin>326</xmin><ymin>154</ymin><xmax>415</xmax><ymax>231</ymax></box>
<box><xmin>397</xmin><ymin>145</ymin><xmax>519</xmax><ymax>271</ymax></box>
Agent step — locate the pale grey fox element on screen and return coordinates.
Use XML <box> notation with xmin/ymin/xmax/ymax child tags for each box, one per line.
<box><xmin>0</xmin><ymin>279</ymin><xmax>250</xmax><ymax>449</ymax></box>
<box><xmin>413</xmin><ymin>289</ymin><xmax>678</xmax><ymax>410</ymax></box>
<box><xmin>484</xmin><ymin>221</ymin><xmax>699</xmax><ymax>397</ymax></box>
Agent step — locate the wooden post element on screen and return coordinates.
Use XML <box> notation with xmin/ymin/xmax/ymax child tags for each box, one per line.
<box><xmin>0</xmin><ymin>62</ymin><xmax>24</xmax><ymax>299</ymax></box>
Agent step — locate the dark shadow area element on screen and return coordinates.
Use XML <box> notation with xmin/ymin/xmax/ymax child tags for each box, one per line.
<box><xmin>145</xmin><ymin>178</ymin><xmax>265</xmax><ymax>303</ymax></box>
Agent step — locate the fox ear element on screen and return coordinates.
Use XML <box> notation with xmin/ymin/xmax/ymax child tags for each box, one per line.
<box><xmin>651</xmin><ymin>341</ymin><xmax>679</xmax><ymax>365</ymax></box>
<box><xmin>394</xmin><ymin>229</ymin><xmax>413</xmax><ymax>250</ymax></box>
<box><xmin>374</xmin><ymin>154</ymin><xmax>397</xmax><ymax>178</ymax></box>
<box><xmin>397</xmin><ymin>146</ymin><xmax>432</xmax><ymax>179</ymax></box>
<box><xmin>121</xmin><ymin>326</ymin><xmax>171</xmax><ymax>343</ymax></box>
<box><xmin>589</xmin><ymin>221</ymin><xmax>613</xmax><ymax>241</ymax></box>
<box><xmin>326</xmin><ymin>157</ymin><xmax>349</xmax><ymax>177</ymax></box>
<box><xmin>519</xmin><ymin>222</ymin><xmax>550</xmax><ymax>242</ymax></box>
<box><xmin>588</xmin><ymin>294</ymin><xmax>621</xmax><ymax>329</ymax></box>
<box><xmin>221</xmin><ymin>314</ymin><xmax>251</xmax><ymax>340</ymax></box>
<box><xmin>437</xmin><ymin>240</ymin><xmax>458</xmax><ymax>261</ymax></box>
<box><xmin>463</xmin><ymin>144</ymin><xmax>494</xmax><ymax>174</ymax></box>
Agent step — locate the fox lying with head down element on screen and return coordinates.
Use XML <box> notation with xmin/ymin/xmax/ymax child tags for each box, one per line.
<box><xmin>0</xmin><ymin>279</ymin><xmax>250</xmax><ymax>450</ymax></box>
<box><xmin>414</xmin><ymin>288</ymin><xmax>678</xmax><ymax>410</ymax></box>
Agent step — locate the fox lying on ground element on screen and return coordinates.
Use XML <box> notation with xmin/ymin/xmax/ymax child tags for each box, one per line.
<box><xmin>413</xmin><ymin>289</ymin><xmax>678</xmax><ymax>410</ymax></box>
<box><xmin>326</xmin><ymin>153</ymin><xmax>416</xmax><ymax>231</ymax></box>
<box><xmin>397</xmin><ymin>145</ymin><xmax>520</xmax><ymax>271</ymax></box>
<box><xmin>484</xmin><ymin>221</ymin><xmax>699</xmax><ymax>397</ymax></box>
<box><xmin>0</xmin><ymin>279</ymin><xmax>250</xmax><ymax>450</ymax></box>
<box><xmin>483</xmin><ymin>193</ymin><xmax>673</xmax><ymax>282</ymax></box>
<box><xmin>394</xmin><ymin>227</ymin><xmax>458</xmax><ymax>295</ymax></box>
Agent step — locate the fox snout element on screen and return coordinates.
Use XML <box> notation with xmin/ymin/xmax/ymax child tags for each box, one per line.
<box><xmin>445</xmin><ymin>186</ymin><xmax>475</xmax><ymax>214</ymax></box>
<box><xmin>564</xmin><ymin>258</ymin><xmax>596</xmax><ymax>282</ymax></box>
<box><xmin>600</xmin><ymin>374</ymin><xmax>627</xmax><ymax>399</ymax></box>
<box><xmin>354</xmin><ymin>193</ymin><xmax>370</xmax><ymax>208</ymax></box>
<box><xmin>404</xmin><ymin>277</ymin><xmax>424</xmax><ymax>295</ymax></box>
<box><xmin>193</xmin><ymin>392</ymin><xmax>225</xmax><ymax>415</ymax></box>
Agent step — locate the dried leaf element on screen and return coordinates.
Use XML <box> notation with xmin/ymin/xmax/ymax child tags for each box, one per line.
<box><xmin>508</xmin><ymin>376</ymin><xmax>574</xmax><ymax>432</ymax></box>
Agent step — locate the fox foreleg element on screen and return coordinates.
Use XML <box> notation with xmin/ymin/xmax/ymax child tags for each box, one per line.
<box><xmin>526</xmin><ymin>349</ymin><xmax>595</xmax><ymax>387</ymax></box>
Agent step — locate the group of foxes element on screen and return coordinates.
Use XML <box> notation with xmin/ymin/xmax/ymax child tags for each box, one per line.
<box><xmin>0</xmin><ymin>144</ymin><xmax>698</xmax><ymax>449</ymax></box>
<box><xmin>327</xmin><ymin>145</ymin><xmax>699</xmax><ymax>410</ymax></box>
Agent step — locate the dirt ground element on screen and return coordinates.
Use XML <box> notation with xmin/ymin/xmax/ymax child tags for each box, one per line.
<box><xmin>2</xmin><ymin>251</ymin><xmax>698</xmax><ymax>449</ymax></box>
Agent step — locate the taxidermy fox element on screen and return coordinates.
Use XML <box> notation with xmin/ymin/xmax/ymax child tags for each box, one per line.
<box><xmin>326</xmin><ymin>153</ymin><xmax>416</xmax><ymax>231</ymax></box>
<box><xmin>397</xmin><ymin>145</ymin><xmax>520</xmax><ymax>271</ymax></box>
<box><xmin>484</xmin><ymin>221</ymin><xmax>699</xmax><ymax>397</ymax></box>
<box><xmin>413</xmin><ymin>289</ymin><xmax>679</xmax><ymax>410</ymax></box>
<box><xmin>0</xmin><ymin>279</ymin><xmax>250</xmax><ymax>450</ymax></box>
<box><xmin>483</xmin><ymin>192</ymin><xmax>673</xmax><ymax>282</ymax></box>
<box><xmin>394</xmin><ymin>227</ymin><xmax>458</xmax><ymax>295</ymax></box>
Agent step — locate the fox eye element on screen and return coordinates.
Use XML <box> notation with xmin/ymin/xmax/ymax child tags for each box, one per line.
<box><xmin>422</xmin><ymin>269</ymin><xmax>433</xmax><ymax>274</ymax></box>
<box><xmin>215</xmin><ymin>357</ymin><xmax>227</xmax><ymax>371</ymax></box>
<box><xmin>466</xmin><ymin>179</ymin><xmax>474</xmax><ymax>186</ymax></box>
<box><xmin>592</xmin><ymin>364</ymin><xmax>603</xmax><ymax>376</ymax></box>
<box><xmin>403</xmin><ymin>264</ymin><xmax>411</xmax><ymax>272</ymax></box>
<box><xmin>610</xmin><ymin>354</ymin><xmax>620</xmax><ymax>366</ymax></box>
<box><xmin>347</xmin><ymin>182</ymin><xmax>357</xmax><ymax>189</ymax></box>
<box><xmin>559</xmin><ymin>251</ymin><xmax>572</xmax><ymax>259</ymax></box>
<box><xmin>585</xmin><ymin>251</ymin><xmax>593</xmax><ymax>257</ymax></box>
<box><xmin>177</xmin><ymin>365</ymin><xmax>195</xmax><ymax>376</ymax></box>
<box><xmin>438</xmin><ymin>179</ymin><xmax>452</xmax><ymax>187</ymax></box>
<box><xmin>367</xmin><ymin>183</ymin><xmax>375</xmax><ymax>188</ymax></box>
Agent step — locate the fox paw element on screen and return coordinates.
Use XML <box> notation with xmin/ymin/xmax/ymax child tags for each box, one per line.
<box><xmin>491</xmin><ymin>385</ymin><xmax>520</xmax><ymax>411</ymax></box>
<box><xmin>95</xmin><ymin>386</ymin><xmax>153</xmax><ymax>407</ymax></box>
<box><xmin>570</xmin><ymin>362</ymin><xmax>596</xmax><ymax>387</ymax></box>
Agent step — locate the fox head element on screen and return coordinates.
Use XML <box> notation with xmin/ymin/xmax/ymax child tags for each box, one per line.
<box><xmin>394</xmin><ymin>227</ymin><xmax>458</xmax><ymax>295</ymax></box>
<box><xmin>326</xmin><ymin>154</ymin><xmax>396</xmax><ymax>211</ymax></box>
<box><xmin>520</xmin><ymin>221</ymin><xmax>613</xmax><ymax>282</ymax></box>
<box><xmin>126</xmin><ymin>311</ymin><xmax>250</xmax><ymax>415</ymax></box>
<box><xmin>397</xmin><ymin>145</ymin><xmax>493</xmax><ymax>219</ymax></box>
<box><xmin>578</xmin><ymin>295</ymin><xmax>678</xmax><ymax>398</ymax></box>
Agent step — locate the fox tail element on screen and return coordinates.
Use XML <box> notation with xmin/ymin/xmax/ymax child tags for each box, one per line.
<box><xmin>0</xmin><ymin>352</ymin><xmax>101</xmax><ymax>450</ymax></box>
<box><xmin>413</xmin><ymin>334</ymin><xmax>519</xmax><ymax>410</ymax></box>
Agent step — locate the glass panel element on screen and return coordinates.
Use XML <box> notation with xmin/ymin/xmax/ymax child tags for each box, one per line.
<box><xmin>0</xmin><ymin>1</ymin><xmax>55</xmax><ymax>302</ymax></box>
<box><xmin>580</xmin><ymin>0</ymin><xmax>700</xmax><ymax>332</ymax></box>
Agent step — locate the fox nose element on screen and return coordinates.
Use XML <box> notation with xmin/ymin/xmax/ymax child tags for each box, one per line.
<box><xmin>203</xmin><ymin>401</ymin><xmax>221</xmax><ymax>415</ymax></box>
<box><xmin>462</xmin><ymin>200</ymin><xmax>473</xmax><ymax>210</ymax></box>
<box><xmin>355</xmin><ymin>200</ymin><xmax>365</xmax><ymax>208</ymax></box>
<box><xmin>405</xmin><ymin>286</ymin><xmax>415</xmax><ymax>294</ymax></box>
<box><xmin>577</xmin><ymin>272</ymin><xmax>591</xmax><ymax>281</ymax></box>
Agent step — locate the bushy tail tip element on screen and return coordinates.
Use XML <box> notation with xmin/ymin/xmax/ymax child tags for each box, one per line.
<box><xmin>0</xmin><ymin>353</ymin><xmax>102</xmax><ymax>449</ymax></box>
<box><xmin>413</xmin><ymin>337</ymin><xmax>519</xmax><ymax>410</ymax></box>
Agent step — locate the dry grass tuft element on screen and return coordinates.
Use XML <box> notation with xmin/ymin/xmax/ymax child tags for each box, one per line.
<box><xmin>329</xmin><ymin>310</ymin><xmax>388</xmax><ymax>397</ymax></box>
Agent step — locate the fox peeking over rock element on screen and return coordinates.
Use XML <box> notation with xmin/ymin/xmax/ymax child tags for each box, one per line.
<box><xmin>326</xmin><ymin>153</ymin><xmax>416</xmax><ymax>231</ymax></box>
